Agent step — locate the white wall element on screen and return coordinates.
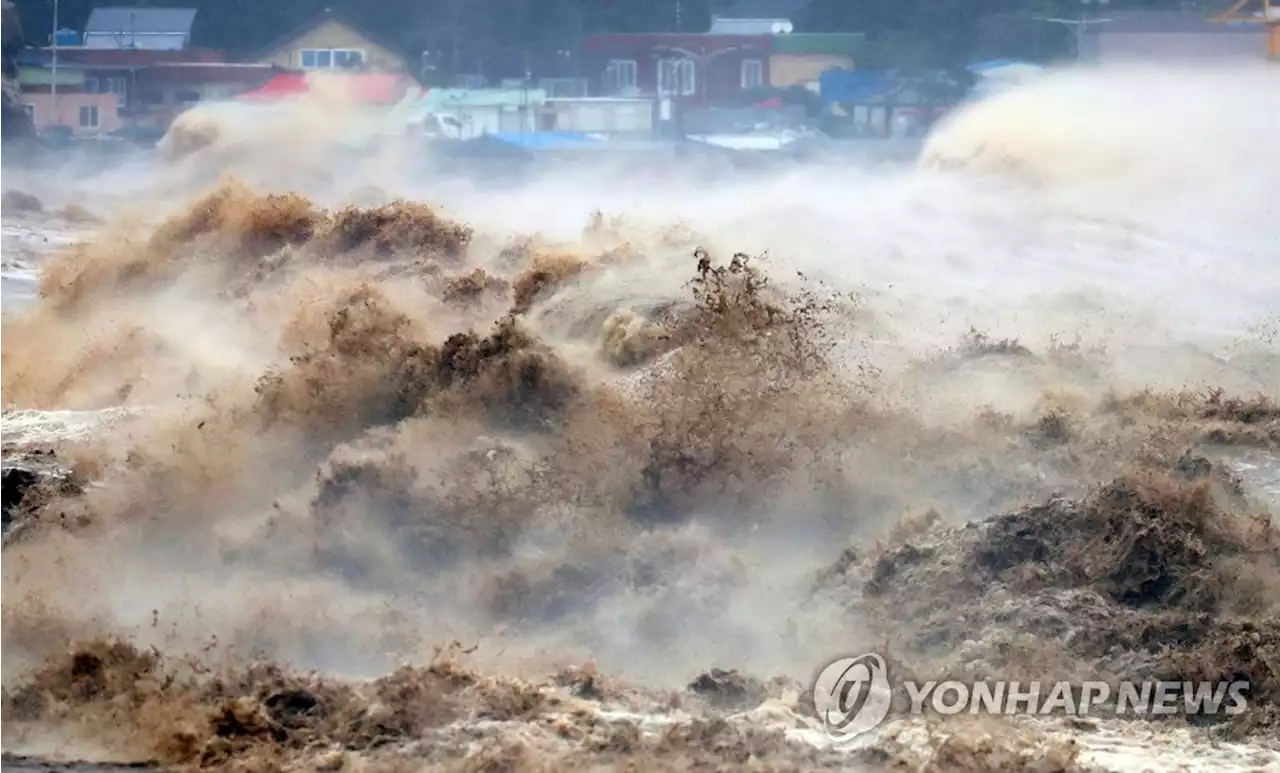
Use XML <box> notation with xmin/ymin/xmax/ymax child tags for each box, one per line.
<box><xmin>546</xmin><ymin>100</ymin><xmax>653</xmax><ymax>134</ymax></box>
<box><xmin>1089</xmin><ymin>31</ymin><xmax>1265</xmax><ymax>62</ymax></box>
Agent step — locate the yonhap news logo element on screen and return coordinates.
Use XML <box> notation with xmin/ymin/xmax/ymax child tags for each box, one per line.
<box><xmin>812</xmin><ymin>654</ymin><xmax>894</xmax><ymax>740</ymax></box>
<box><xmin>812</xmin><ymin>653</ymin><xmax>1250</xmax><ymax>742</ymax></box>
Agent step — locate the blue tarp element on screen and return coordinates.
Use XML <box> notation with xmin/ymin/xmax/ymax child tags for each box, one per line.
<box><xmin>818</xmin><ymin>70</ymin><xmax>894</xmax><ymax>106</ymax></box>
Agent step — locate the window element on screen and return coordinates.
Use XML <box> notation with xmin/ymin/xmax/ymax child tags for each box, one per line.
<box><xmin>657</xmin><ymin>58</ymin><xmax>696</xmax><ymax>96</ymax></box>
<box><xmin>333</xmin><ymin>49</ymin><xmax>364</xmax><ymax>68</ymax></box>
<box><xmin>79</xmin><ymin>105</ymin><xmax>99</xmax><ymax>128</ymax></box>
<box><xmin>603</xmin><ymin>59</ymin><xmax>637</xmax><ymax>95</ymax></box>
<box><xmin>85</xmin><ymin>76</ymin><xmax>128</xmax><ymax>95</ymax></box>
<box><xmin>300</xmin><ymin>48</ymin><xmax>365</xmax><ymax>69</ymax></box>
<box><xmin>741</xmin><ymin>59</ymin><xmax>764</xmax><ymax>90</ymax></box>
<box><xmin>301</xmin><ymin>49</ymin><xmax>330</xmax><ymax>68</ymax></box>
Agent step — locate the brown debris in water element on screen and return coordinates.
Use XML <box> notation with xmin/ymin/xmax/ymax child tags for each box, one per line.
<box><xmin>149</xmin><ymin>183</ymin><xmax>323</xmax><ymax>264</ymax></box>
<box><xmin>1</xmin><ymin>639</ymin><xmax>547</xmax><ymax>766</ymax></box>
<box><xmin>625</xmin><ymin>251</ymin><xmax>860</xmax><ymax>521</ymax></box>
<box><xmin>442</xmin><ymin>268</ymin><xmax>510</xmax><ymax>306</ymax></box>
<box><xmin>8</xmin><ymin>179</ymin><xmax>1280</xmax><ymax>768</ymax></box>
<box><xmin>510</xmin><ymin>252</ymin><xmax>588</xmax><ymax>314</ymax></box>
<box><xmin>819</xmin><ymin>465</ymin><xmax>1280</xmax><ymax>737</ymax></box>
<box><xmin>320</xmin><ymin>201</ymin><xmax>473</xmax><ymax>260</ymax></box>
<box><xmin>599</xmin><ymin>308</ymin><xmax>679</xmax><ymax>367</ymax></box>
<box><xmin>2</xmin><ymin>639</ymin><xmax>161</xmax><ymax>721</ymax></box>
<box><xmin>38</xmin><ymin>183</ymin><xmax>325</xmax><ymax>310</ymax></box>
<box><xmin>431</xmin><ymin>317</ymin><xmax>580</xmax><ymax>431</ymax></box>
<box><xmin>34</xmin><ymin>183</ymin><xmax>478</xmax><ymax>314</ymax></box>
<box><xmin>975</xmin><ymin>472</ymin><xmax>1277</xmax><ymax>610</ymax></box>
<box><xmin>255</xmin><ymin>285</ymin><xmax>439</xmax><ymax>434</ymax></box>
<box><xmin>298</xmin><ymin>431</ymin><xmax>550</xmax><ymax>582</ymax></box>
<box><xmin>957</xmin><ymin>327</ymin><xmax>1035</xmax><ymax>360</ymax></box>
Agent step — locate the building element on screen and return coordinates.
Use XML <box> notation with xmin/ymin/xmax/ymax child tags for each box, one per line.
<box><xmin>767</xmin><ymin>33</ymin><xmax>862</xmax><ymax>90</ymax></box>
<box><xmin>582</xmin><ymin>0</ymin><xmax>861</xmax><ymax>106</ymax></box>
<box><xmin>17</xmin><ymin>56</ymin><xmax>124</xmax><ymax>134</ymax></box>
<box><xmin>391</xmin><ymin>88</ymin><xmax>656</xmax><ymax>139</ymax></box>
<box><xmin>542</xmin><ymin>97</ymin><xmax>655</xmax><ymax>136</ymax></box>
<box><xmin>17</xmin><ymin>47</ymin><xmax>275</xmax><ymax>132</ymax></box>
<box><xmin>83</xmin><ymin>7</ymin><xmax>197</xmax><ymax>51</ymax></box>
<box><xmin>581</xmin><ymin>31</ymin><xmax>862</xmax><ymax>104</ymax></box>
<box><xmin>581</xmin><ymin>33</ymin><xmax>773</xmax><ymax>106</ymax></box>
<box><xmin>1080</xmin><ymin>10</ymin><xmax>1268</xmax><ymax>63</ymax></box>
<box><xmin>252</xmin><ymin>9</ymin><xmax>411</xmax><ymax>73</ymax></box>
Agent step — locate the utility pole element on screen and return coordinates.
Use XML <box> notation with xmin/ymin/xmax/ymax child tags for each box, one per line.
<box><xmin>51</xmin><ymin>0</ymin><xmax>59</xmax><ymax>124</ymax></box>
<box><xmin>655</xmin><ymin>44</ymin><xmax>742</xmax><ymax>109</ymax></box>
<box><xmin>1036</xmin><ymin>0</ymin><xmax>1112</xmax><ymax>61</ymax></box>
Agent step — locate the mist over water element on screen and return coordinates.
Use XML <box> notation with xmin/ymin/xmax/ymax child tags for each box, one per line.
<box><xmin>2</xmin><ymin>63</ymin><xmax>1279</xmax><ymax>771</ymax></box>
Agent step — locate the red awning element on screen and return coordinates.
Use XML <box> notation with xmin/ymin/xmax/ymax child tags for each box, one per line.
<box><xmin>235</xmin><ymin>72</ymin><xmax>409</xmax><ymax>104</ymax></box>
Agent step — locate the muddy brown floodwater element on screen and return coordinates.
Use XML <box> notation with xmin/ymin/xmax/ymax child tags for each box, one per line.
<box><xmin>4</xmin><ymin>65</ymin><xmax>1280</xmax><ymax>772</ymax></box>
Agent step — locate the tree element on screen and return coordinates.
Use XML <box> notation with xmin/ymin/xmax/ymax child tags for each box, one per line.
<box><xmin>3</xmin><ymin>0</ymin><xmax>35</xmax><ymax>140</ymax></box>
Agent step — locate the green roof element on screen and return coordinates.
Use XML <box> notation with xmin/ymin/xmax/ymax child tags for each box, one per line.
<box><xmin>17</xmin><ymin>67</ymin><xmax>85</xmax><ymax>87</ymax></box>
<box><xmin>772</xmin><ymin>33</ymin><xmax>866</xmax><ymax>56</ymax></box>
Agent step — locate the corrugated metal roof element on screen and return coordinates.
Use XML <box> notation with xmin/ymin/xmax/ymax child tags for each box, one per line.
<box><xmin>709</xmin><ymin>18</ymin><xmax>794</xmax><ymax>34</ymax></box>
<box><xmin>86</xmin><ymin>7</ymin><xmax>197</xmax><ymax>35</ymax></box>
<box><xmin>718</xmin><ymin>0</ymin><xmax>811</xmax><ymax>19</ymax></box>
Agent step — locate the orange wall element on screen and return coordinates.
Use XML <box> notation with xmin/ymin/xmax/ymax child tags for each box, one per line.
<box><xmin>23</xmin><ymin>92</ymin><xmax>122</xmax><ymax>133</ymax></box>
<box><xmin>769</xmin><ymin>54</ymin><xmax>854</xmax><ymax>88</ymax></box>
